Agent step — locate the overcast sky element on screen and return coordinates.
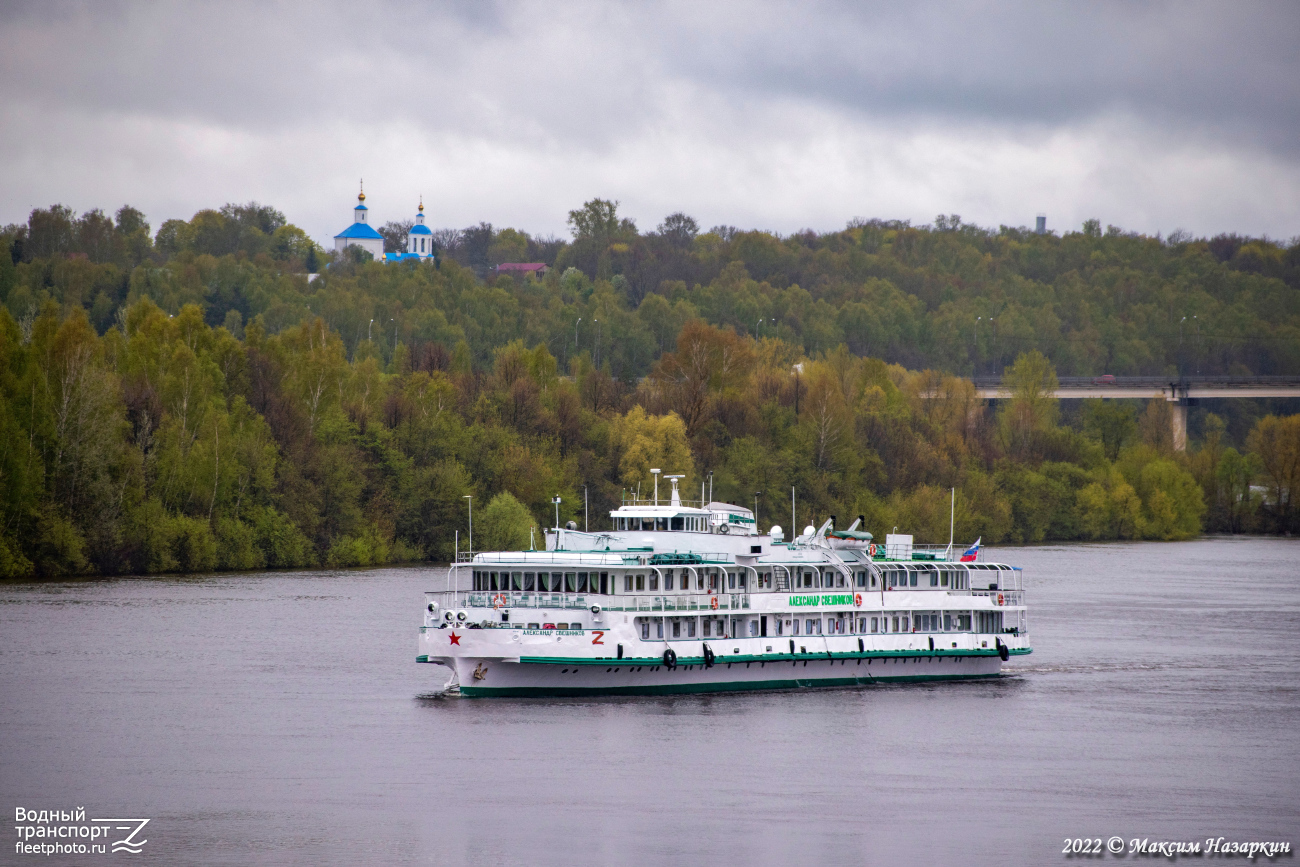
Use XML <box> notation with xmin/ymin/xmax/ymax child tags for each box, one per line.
<box><xmin>2</xmin><ymin>0</ymin><xmax>1298</xmax><ymax>245</ymax></box>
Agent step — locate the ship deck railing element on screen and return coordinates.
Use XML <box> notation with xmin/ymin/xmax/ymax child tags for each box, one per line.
<box><xmin>455</xmin><ymin>551</ymin><xmax>735</xmax><ymax>566</ymax></box>
<box><xmin>872</xmin><ymin>543</ymin><xmax>960</xmax><ymax>562</ymax></box>
<box><xmin>964</xmin><ymin>589</ymin><xmax>1025</xmax><ymax>606</ymax></box>
<box><xmin>425</xmin><ymin>587</ymin><xmax>1025</xmax><ymax>612</ymax></box>
<box><xmin>425</xmin><ymin>590</ymin><xmax>756</xmax><ymax>613</ymax></box>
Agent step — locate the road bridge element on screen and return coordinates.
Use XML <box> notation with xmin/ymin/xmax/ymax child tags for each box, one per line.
<box><xmin>967</xmin><ymin>376</ymin><xmax>1300</xmax><ymax>451</ymax></box>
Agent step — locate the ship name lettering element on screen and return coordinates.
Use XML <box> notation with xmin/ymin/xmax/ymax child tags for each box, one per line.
<box><xmin>790</xmin><ymin>594</ymin><xmax>854</xmax><ymax>607</ymax></box>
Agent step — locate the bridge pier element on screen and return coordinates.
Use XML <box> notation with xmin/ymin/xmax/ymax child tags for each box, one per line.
<box><xmin>1171</xmin><ymin>399</ymin><xmax>1188</xmax><ymax>452</ymax></box>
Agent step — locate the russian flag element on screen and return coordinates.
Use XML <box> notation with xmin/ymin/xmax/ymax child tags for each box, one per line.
<box><xmin>959</xmin><ymin>537</ymin><xmax>981</xmax><ymax>562</ymax></box>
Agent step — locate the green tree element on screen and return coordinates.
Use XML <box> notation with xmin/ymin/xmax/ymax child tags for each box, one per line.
<box><xmin>1077</xmin><ymin>467</ymin><xmax>1143</xmax><ymax>539</ymax></box>
<box><xmin>998</xmin><ymin>350</ymin><xmax>1059</xmax><ymax>461</ymax></box>
<box><xmin>1216</xmin><ymin>448</ymin><xmax>1262</xmax><ymax>533</ymax></box>
<box><xmin>608</xmin><ymin>405</ymin><xmax>695</xmax><ymax>492</ymax></box>
<box><xmin>1247</xmin><ymin>414</ymin><xmax>1300</xmax><ymax>532</ymax></box>
<box><xmin>1082</xmin><ymin>399</ymin><xmax>1137</xmax><ymax>461</ymax></box>
<box><xmin>567</xmin><ymin>199</ymin><xmax>634</xmax><ymax>245</ymax></box>
<box><xmin>476</xmin><ymin>491</ymin><xmax>539</xmax><ymax>551</ymax></box>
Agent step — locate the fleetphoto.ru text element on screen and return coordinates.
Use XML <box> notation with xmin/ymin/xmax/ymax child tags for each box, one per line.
<box><xmin>14</xmin><ymin>808</ymin><xmax>150</xmax><ymax>856</ymax></box>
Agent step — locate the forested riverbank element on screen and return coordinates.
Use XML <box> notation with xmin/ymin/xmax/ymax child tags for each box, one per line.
<box><xmin>1</xmin><ymin>201</ymin><xmax>1297</xmax><ymax>577</ymax></box>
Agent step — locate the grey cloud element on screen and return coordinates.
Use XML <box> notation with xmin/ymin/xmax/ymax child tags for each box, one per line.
<box><xmin>6</xmin><ymin>2</ymin><xmax>1295</xmax><ymax>148</ymax></box>
<box><xmin>662</xmin><ymin>2</ymin><xmax>1300</xmax><ymax>152</ymax></box>
<box><xmin>0</xmin><ymin>0</ymin><xmax>1296</xmax><ymax>239</ymax></box>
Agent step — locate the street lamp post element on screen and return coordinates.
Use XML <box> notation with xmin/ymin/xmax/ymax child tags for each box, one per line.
<box><xmin>754</xmin><ymin>492</ymin><xmax>762</xmax><ymax>531</ymax></box>
<box><xmin>552</xmin><ymin>495</ymin><xmax>562</xmax><ymax>530</ymax></box>
<box><xmin>1194</xmin><ymin>315</ymin><xmax>1200</xmax><ymax>374</ymax></box>
<box><xmin>463</xmin><ymin>495</ymin><xmax>472</xmax><ymax>556</ymax></box>
<box><xmin>368</xmin><ymin>318</ymin><xmax>374</xmax><ymax>341</ymax></box>
<box><xmin>1179</xmin><ymin>315</ymin><xmax>1187</xmax><ymax>377</ymax></box>
<box><xmin>574</xmin><ymin>318</ymin><xmax>581</xmax><ymax>350</ymax></box>
<box><xmin>583</xmin><ymin>485</ymin><xmax>588</xmax><ymax>532</ymax></box>
<box><xmin>989</xmin><ymin>317</ymin><xmax>996</xmax><ymax>374</ymax></box>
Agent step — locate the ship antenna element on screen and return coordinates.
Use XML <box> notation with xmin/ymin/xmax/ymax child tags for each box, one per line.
<box><xmin>947</xmin><ymin>487</ymin><xmax>955</xmax><ymax>560</ymax></box>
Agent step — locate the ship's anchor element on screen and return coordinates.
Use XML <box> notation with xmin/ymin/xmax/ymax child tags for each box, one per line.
<box><xmin>473</xmin><ymin>662</ymin><xmax>488</xmax><ymax>681</ymax></box>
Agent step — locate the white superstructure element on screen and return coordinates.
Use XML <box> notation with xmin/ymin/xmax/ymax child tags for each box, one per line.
<box><xmin>419</xmin><ymin>477</ymin><xmax>1030</xmax><ymax>696</ymax></box>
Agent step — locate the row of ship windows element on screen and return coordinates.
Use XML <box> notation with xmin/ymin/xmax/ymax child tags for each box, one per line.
<box><xmin>473</xmin><ymin>571</ymin><xmax>608</xmax><ymax>593</ymax></box>
<box><xmin>472</xmin><ymin>568</ymin><xmax>980</xmax><ymax>593</ymax></box>
<box><xmin>613</xmin><ymin>517</ymin><xmax>711</xmax><ymax>532</ymax></box>
<box><xmin>471</xmin><ymin>570</ymin><xmax>772</xmax><ymax>592</ymax></box>
<box><xmin>501</xmin><ymin>611</ymin><xmax>1010</xmax><ymax>635</ymax></box>
<box><xmin>635</xmin><ymin>611</ymin><xmax>1002</xmax><ymax>639</ymax></box>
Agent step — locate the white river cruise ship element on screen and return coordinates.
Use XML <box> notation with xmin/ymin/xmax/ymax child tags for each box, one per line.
<box><xmin>419</xmin><ymin>476</ymin><xmax>1030</xmax><ymax>696</ymax></box>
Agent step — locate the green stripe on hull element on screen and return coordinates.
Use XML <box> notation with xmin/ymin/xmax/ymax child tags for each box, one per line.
<box><xmin>460</xmin><ymin>672</ymin><xmax>1002</xmax><ymax>698</ymax></box>
<box><xmin>516</xmin><ymin>646</ymin><xmax>1031</xmax><ymax>666</ymax></box>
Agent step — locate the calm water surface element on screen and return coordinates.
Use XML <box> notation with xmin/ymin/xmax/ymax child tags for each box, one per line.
<box><xmin>2</xmin><ymin>539</ymin><xmax>1298</xmax><ymax>865</ymax></box>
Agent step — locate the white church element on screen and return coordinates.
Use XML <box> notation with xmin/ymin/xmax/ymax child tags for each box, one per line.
<box><xmin>332</xmin><ymin>184</ymin><xmax>437</xmax><ymax>263</ymax></box>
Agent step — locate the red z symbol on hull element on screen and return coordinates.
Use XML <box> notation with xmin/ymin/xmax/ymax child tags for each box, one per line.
<box><xmin>591</xmin><ymin>631</ymin><xmax>605</xmax><ymax>645</ymax></box>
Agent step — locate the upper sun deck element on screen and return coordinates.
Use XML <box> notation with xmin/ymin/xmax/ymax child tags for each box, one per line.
<box><xmin>611</xmin><ymin>474</ymin><xmax>757</xmax><ymax>536</ymax></box>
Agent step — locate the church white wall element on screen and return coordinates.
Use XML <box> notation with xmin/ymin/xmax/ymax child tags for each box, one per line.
<box><xmin>334</xmin><ymin>237</ymin><xmax>384</xmax><ymax>259</ymax></box>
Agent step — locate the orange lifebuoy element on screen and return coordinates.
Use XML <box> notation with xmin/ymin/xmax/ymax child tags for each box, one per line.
<box><xmin>854</xmin><ymin>593</ymin><xmax>862</xmax><ymax>607</ymax></box>
<box><xmin>997</xmin><ymin>593</ymin><xmax>1004</xmax><ymax>606</ymax></box>
<box><xmin>492</xmin><ymin>593</ymin><xmax>508</xmax><ymax>609</ymax></box>
<box><xmin>710</xmin><ymin>597</ymin><xmax>719</xmax><ymax>610</ymax></box>
<box><xmin>868</xmin><ymin>543</ymin><xmax>877</xmax><ymax>557</ymax></box>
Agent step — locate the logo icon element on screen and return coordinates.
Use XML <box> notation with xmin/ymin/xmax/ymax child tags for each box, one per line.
<box><xmin>92</xmin><ymin>818</ymin><xmax>149</xmax><ymax>853</ymax></box>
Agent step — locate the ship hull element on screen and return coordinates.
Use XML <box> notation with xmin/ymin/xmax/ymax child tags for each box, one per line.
<box><xmin>428</xmin><ymin>651</ymin><xmax>1014</xmax><ymax>697</ymax></box>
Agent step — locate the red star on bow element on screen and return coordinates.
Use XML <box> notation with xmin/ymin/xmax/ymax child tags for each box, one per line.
<box><xmin>449</xmin><ymin>632</ymin><xmax>461</xmax><ymax>645</ymax></box>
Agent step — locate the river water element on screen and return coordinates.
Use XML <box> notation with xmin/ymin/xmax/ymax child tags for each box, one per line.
<box><xmin>2</xmin><ymin>539</ymin><xmax>1298</xmax><ymax>865</ymax></box>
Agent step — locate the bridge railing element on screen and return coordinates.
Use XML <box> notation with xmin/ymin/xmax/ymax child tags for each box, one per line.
<box><xmin>971</xmin><ymin>374</ymin><xmax>1300</xmax><ymax>389</ymax></box>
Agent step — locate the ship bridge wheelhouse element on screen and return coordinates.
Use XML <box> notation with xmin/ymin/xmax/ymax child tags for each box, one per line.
<box><xmin>611</xmin><ymin>509</ymin><xmax>711</xmax><ymax>533</ymax></box>
<box><xmin>609</xmin><ymin>472</ymin><xmax>757</xmax><ymax>535</ymax></box>
<box><xmin>608</xmin><ymin>502</ymin><xmax>757</xmax><ymax>536</ymax></box>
